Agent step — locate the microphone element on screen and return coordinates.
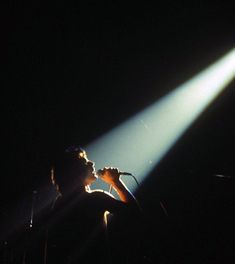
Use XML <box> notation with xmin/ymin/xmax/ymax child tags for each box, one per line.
<box><xmin>97</xmin><ymin>169</ymin><xmax>132</xmax><ymax>176</ymax></box>
<box><xmin>117</xmin><ymin>171</ymin><xmax>133</xmax><ymax>176</ymax></box>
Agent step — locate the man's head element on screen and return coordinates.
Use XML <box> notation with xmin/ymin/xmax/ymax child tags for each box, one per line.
<box><xmin>52</xmin><ymin>146</ymin><xmax>98</xmax><ymax>194</ymax></box>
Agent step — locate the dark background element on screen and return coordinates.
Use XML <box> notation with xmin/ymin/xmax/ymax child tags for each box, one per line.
<box><xmin>2</xmin><ymin>1</ymin><xmax>235</xmax><ymax>263</ymax></box>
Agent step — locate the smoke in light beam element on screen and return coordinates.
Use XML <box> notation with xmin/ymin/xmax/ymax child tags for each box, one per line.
<box><xmin>86</xmin><ymin>48</ymin><xmax>235</xmax><ymax>193</ymax></box>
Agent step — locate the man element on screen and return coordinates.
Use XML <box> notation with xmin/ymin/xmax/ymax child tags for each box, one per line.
<box><xmin>43</xmin><ymin>146</ymin><xmax>141</xmax><ymax>264</ymax></box>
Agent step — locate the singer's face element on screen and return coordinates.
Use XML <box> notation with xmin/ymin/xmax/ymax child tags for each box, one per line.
<box><xmin>83</xmin><ymin>159</ymin><xmax>98</xmax><ymax>185</ymax></box>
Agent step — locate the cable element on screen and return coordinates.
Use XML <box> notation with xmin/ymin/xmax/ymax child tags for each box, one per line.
<box><xmin>108</xmin><ymin>174</ymin><xmax>140</xmax><ymax>194</ymax></box>
<box><xmin>129</xmin><ymin>174</ymin><xmax>140</xmax><ymax>187</ymax></box>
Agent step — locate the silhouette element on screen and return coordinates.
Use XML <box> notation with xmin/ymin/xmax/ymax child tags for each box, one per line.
<box><xmin>27</xmin><ymin>146</ymin><xmax>142</xmax><ymax>264</ymax></box>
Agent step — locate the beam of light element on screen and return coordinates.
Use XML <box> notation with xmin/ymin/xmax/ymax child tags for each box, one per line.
<box><xmin>86</xmin><ymin>48</ymin><xmax>235</xmax><ymax>193</ymax></box>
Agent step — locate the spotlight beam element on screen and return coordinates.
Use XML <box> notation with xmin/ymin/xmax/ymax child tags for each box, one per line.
<box><xmin>86</xmin><ymin>48</ymin><xmax>235</xmax><ymax>193</ymax></box>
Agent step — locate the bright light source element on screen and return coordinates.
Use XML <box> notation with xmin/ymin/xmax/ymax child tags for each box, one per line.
<box><xmin>86</xmin><ymin>48</ymin><xmax>235</xmax><ymax>193</ymax></box>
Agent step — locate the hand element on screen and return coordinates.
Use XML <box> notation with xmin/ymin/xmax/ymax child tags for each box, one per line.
<box><xmin>98</xmin><ymin>167</ymin><xmax>120</xmax><ymax>185</ymax></box>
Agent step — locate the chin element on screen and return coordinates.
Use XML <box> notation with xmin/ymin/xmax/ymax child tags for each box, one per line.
<box><xmin>85</xmin><ymin>174</ymin><xmax>97</xmax><ymax>185</ymax></box>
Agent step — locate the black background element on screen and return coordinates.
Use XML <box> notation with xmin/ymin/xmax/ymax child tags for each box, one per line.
<box><xmin>2</xmin><ymin>1</ymin><xmax>235</xmax><ymax>263</ymax></box>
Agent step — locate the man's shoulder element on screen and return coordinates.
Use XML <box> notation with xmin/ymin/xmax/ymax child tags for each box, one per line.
<box><xmin>89</xmin><ymin>189</ymin><xmax>116</xmax><ymax>198</ymax></box>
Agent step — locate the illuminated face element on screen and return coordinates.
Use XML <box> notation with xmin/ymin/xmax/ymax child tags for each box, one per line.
<box><xmin>65</xmin><ymin>148</ymin><xmax>98</xmax><ymax>186</ymax></box>
<box><xmin>83</xmin><ymin>159</ymin><xmax>98</xmax><ymax>185</ymax></box>
<box><xmin>77</xmin><ymin>149</ymin><xmax>98</xmax><ymax>185</ymax></box>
